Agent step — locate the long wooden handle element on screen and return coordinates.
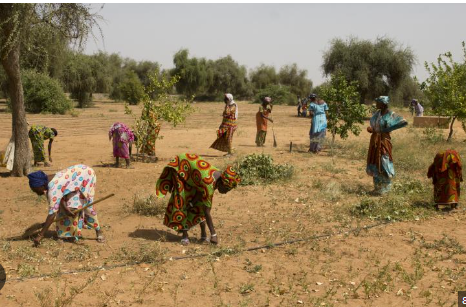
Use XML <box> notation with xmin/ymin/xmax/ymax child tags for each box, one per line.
<box><xmin>53</xmin><ymin>193</ymin><xmax>115</xmax><ymax>224</ymax></box>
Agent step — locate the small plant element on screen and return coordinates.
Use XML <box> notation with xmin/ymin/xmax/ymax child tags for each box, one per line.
<box><xmin>17</xmin><ymin>263</ymin><xmax>38</xmax><ymax>277</ymax></box>
<box><xmin>422</xmin><ymin>127</ymin><xmax>444</xmax><ymax>144</ymax></box>
<box><xmin>239</xmin><ymin>283</ymin><xmax>255</xmax><ymax>295</ymax></box>
<box><xmin>68</xmin><ymin>109</ymin><xmax>80</xmax><ymax>117</ymax></box>
<box><xmin>244</xmin><ymin>259</ymin><xmax>262</xmax><ymax>273</ymax></box>
<box><xmin>235</xmin><ymin>153</ymin><xmax>294</xmax><ymax>185</ymax></box>
<box><xmin>114</xmin><ymin>242</ymin><xmax>167</xmax><ymax>264</ymax></box>
<box><xmin>131</xmin><ymin>194</ymin><xmax>165</xmax><ymax>216</ymax></box>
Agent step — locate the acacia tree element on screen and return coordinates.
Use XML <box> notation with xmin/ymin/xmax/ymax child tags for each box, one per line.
<box><xmin>422</xmin><ymin>42</ymin><xmax>466</xmax><ymax>141</ymax></box>
<box><xmin>0</xmin><ymin>4</ymin><xmax>100</xmax><ymax>176</ymax></box>
<box><xmin>319</xmin><ymin>72</ymin><xmax>366</xmax><ymax>149</ymax></box>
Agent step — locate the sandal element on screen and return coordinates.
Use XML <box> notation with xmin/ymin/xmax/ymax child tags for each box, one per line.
<box><xmin>180</xmin><ymin>238</ymin><xmax>190</xmax><ymax>245</ymax></box>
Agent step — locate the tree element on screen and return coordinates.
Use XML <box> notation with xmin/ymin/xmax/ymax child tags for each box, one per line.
<box><xmin>0</xmin><ymin>4</ymin><xmax>100</xmax><ymax>176</ymax></box>
<box><xmin>172</xmin><ymin>49</ymin><xmax>211</xmax><ymax>98</ymax></box>
<box><xmin>250</xmin><ymin>64</ymin><xmax>278</xmax><ymax>92</ymax></box>
<box><xmin>63</xmin><ymin>52</ymin><xmax>96</xmax><ymax>108</ymax></box>
<box><xmin>319</xmin><ymin>72</ymin><xmax>366</xmax><ymax>150</ymax></box>
<box><xmin>119</xmin><ymin>70</ymin><xmax>145</xmax><ymax>105</ymax></box>
<box><xmin>125</xmin><ymin>73</ymin><xmax>194</xmax><ymax>157</ymax></box>
<box><xmin>422</xmin><ymin>42</ymin><xmax>466</xmax><ymax>141</ymax></box>
<box><xmin>278</xmin><ymin>63</ymin><xmax>313</xmax><ymax>97</ymax></box>
<box><xmin>208</xmin><ymin>55</ymin><xmax>251</xmax><ymax>99</ymax></box>
<box><xmin>322</xmin><ymin>36</ymin><xmax>415</xmax><ymax>103</ymax></box>
<box><xmin>254</xmin><ymin>84</ymin><xmax>295</xmax><ymax>106</ymax></box>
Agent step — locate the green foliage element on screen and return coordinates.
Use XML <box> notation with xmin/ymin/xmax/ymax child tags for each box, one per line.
<box><xmin>125</xmin><ymin>73</ymin><xmax>194</xmax><ymax>152</ymax></box>
<box><xmin>319</xmin><ymin>72</ymin><xmax>366</xmax><ymax>142</ymax></box>
<box><xmin>235</xmin><ymin>153</ymin><xmax>294</xmax><ymax>185</ymax></box>
<box><xmin>131</xmin><ymin>194</ymin><xmax>165</xmax><ymax>216</ymax></box>
<box><xmin>254</xmin><ymin>84</ymin><xmax>295</xmax><ymax>105</ymax></box>
<box><xmin>209</xmin><ymin>55</ymin><xmax>251</xmax><ymax>99</ymax></box>
<box><xmin>422</xmin><ymin>127</ymin><xmax>444</xmax><ymax>144</ymax></box>
<box><xmin>278</xmin><ymin>63</ymin><xmax>313</xmax><ymax>97</ymax></box>
<box><xmin>172</xmin><ymin>49</ymin><xmax>211</xmax><ymax>98</ymax></box>
<box><xmin>250</xmin><ymin>64</ymin><xmax>278</xmax><ymax>91</ymax></box>
<box><xmin>322</xmin><ymin>36</ymin><xmax>415</xmax><ymax>103</ymax></box>
<box><xmin>422</xmin><ymin>42</ymin><xmax>466</xmax><ymax>141</ymax></box>
<box><xmin>118</xmin><ymin>71</ymin><xmax>145</xmax><ymax>105</ymax></box>
<box><xmin>63</xmin><ymin>52</ymin><xmax>96</xmax><ymax>108</ymax></box>
<box><xmin>15</xmin><ymin>70</ymin><xmax>72</xmax><ymax>114</ymax></box>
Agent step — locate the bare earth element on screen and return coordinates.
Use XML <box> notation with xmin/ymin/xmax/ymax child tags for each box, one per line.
<box><xmin>0</xmin><ymin>101</ymin><xmax>466</xmax><ymax>307</ymax></box>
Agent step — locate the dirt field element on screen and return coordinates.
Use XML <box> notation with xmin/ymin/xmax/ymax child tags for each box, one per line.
<box><xmin>1</xmin><ymin>100</ymin><xmax>466</xmax><ymax>307</ymax></box>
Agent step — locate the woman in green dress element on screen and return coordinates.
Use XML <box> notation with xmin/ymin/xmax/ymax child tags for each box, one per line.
<box><xmin>28</xmin><ymin>124</ymin><xmax>58</xmax><ymax>166</ymax></box>
<box><xmin>156</xmin><ymin>153</ymin><xmax>241</xmax><ymax>245</ymax></box>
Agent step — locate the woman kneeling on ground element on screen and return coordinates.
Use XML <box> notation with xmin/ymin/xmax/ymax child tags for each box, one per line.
<box><xmin>156</xmin><ymin>153</ymin><xmax>241</xmax><ymax>245</ymax></box>
<box><xmin>27</xmin><ymin>164</ymin><xmax>104</xmax><ymax>246</ymax></box>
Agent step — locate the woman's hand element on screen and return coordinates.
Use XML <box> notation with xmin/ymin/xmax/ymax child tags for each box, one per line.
<box><xmin>367</xmin><ymin>126</ymin><xmax>373</xmax><ymax>133</ymax></box>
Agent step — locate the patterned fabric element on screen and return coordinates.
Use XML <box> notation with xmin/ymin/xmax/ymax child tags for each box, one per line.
<box><xmin>256</xmin><ymin>104</ymin><xmax>272</xmax><ymax>132</ymax></box>
<box><xmin>210</xmin><ymin>103</ymin><xmax>237</xmax><ymax>153</ymax></box>
<box><xmin>28</xmin><ymin>125</ymin><xmax>55</xmax><ymax>162</ymax></box>
<box><xmin>427</xmin><ymin>150</ymin><xmax>463</xmax><ymax>204</ymax></box>
<box><xmin>256</xmin><ymin>130</ymin><xmax>267</xmax><ymax>146</ymax></box>
<box><xmin>375</xmin><ymin>96</ymin><xmax>390</xmax><ymax>105</ymax></box>
<box><xmin>47</xmin><ymin>165</ymin><xmax>100</xmax><ymax>239</ymax></box>
<box><xmin>220</xmin><ymin>165</ymin><xmax>241</xmax><ymax>189</ymax></box>
<box><xmin>366</xmin><ymin>110</ymin><xmax>407</xmax><ymax>193</ymax></box>
<box><xmin>156</xmin><ymin>154</ymin><xmax>219</xmax><ymax>231</ymax></box>
<box><xmin>109</xmin><ymin>122</ymin><xmax>135</xmax><ymax>159</ymax></box>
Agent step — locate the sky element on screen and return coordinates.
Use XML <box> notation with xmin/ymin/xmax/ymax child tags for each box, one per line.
<box><xmin>85</xmin><ymin>3</ymin><xmax>466</xmax><ymax>86</ymax></box>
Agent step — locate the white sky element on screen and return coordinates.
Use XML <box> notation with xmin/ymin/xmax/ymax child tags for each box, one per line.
<box><xmin>85</xmin><ymin>3</ymin><xmax>466</xmax><ymax>86</ymax></box>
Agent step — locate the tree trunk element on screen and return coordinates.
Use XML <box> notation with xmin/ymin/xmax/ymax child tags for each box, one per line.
<box><xmin>447</xmin><ymin>116</ymin><xmax>456</xmax><ymax>142</ymax></box>
<box><xmin>1</xmin><ymin>43</ymin><xmax>30</xmax><ymax>176</ymax></box>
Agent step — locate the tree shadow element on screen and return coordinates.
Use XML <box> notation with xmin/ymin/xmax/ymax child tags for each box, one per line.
<box><xmin>129</xmin><ymin>228</ymin><xmax>180</xmax><ymax>242</ymax></box>
<box><xmin>0</xmin><ymin>171</ymin><xmax>11</xmax><ymax>178</ymax></box>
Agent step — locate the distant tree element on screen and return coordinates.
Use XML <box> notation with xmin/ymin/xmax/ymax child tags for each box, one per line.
<box><xmin>119</xmin><ymin>70</ymin><xmax>145</xmax><ymax>105</ymax></box>
<box><xmin>208</xmin><ymin>55</ymin><xmax>251</xmax><ymax>99</ymax></box>
<box><xmin>134</xmin><ymin>60</ymin><xmax>160</xmax><ymax>88</ymax></box>
<box><xmin>250</xmin><ymin>64</ymin><xmax>278</xmax><ymax>92</ymax></box>
<box><xmin>63</xmin><ymin>52</ymin><xmax>96</xmax><ymax>108</ymax></box>
<box><xmin>422</xmin><ymin>42</ymin><xmax>466</xmax><ymax>141</ymax></box>
<box><xmin>322</xmin><ymin>36</ymin><xmax>415</xmax><ymax>103</ymax></box>
<box><xmin>319</xmin><ymin>72</ymin><xmax>366</xmax><ymax>148</ymax></box>
<box><xmin>172</xmin><ymin>49</ymin><xmax>211</xmax><ymax>98</ymax></box>
<box><xmin>254</xmin><ymin>84</ymin><xmax>295</xmax><ymax>106</ymax></box>
<box><xmin>278</xmin><ymin>63</ymin><xmax>313</xmax><ymax>97</ymax></box>
<box><xmin>0</xmin><ymin>3</ymin><xmax>100</xmax><ymax>176</ymax></box>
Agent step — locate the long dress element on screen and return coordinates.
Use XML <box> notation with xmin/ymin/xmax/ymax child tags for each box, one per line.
<box><xmin>427</xmin><ymin>150</ymin><xmax>462</xmax><ymax>207</ymax></box>
<box><xmin>109</xmin><ymin>122</ymin><xmax>135</xmax><ymax>159</ymax></box>
<box><xmin>210</xmin><ymin>103</ymin><xmax>237</xmax><ymax>153</ymax></box>
<box><xmin>366</xmin><ymin>110</ymin><xmax>407</xmax><ymax>194</ymax></box>
<box><xmin>255</xmin><ymin>104</ymin><xmax>271</xmax><ymax>146</ymax></box>
<box><xmin>156</xmin><ymin>154</ymin><xmax>219</xmax><ymax>231</ymax></box>
<box><xmin>47</xmin><ymin>164</ymin><xmax>100</xmax><ymax>240</ymax></box>
<box><xmin>28</xmin><ymin>125</ymin><xmax>55</xmax><ymax>163</ymax></box>
<box><xmin>308</xmin><ymin>102</ymin><xmax>329</xmax><ymax>153</ymax></box>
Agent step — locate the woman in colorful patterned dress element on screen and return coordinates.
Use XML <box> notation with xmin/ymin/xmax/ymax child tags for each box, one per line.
<box><xmin>255</xmin><ymin>97</ymin><xmax>273</xmax><ymax>147</ymax></box>
<box><xmin>28</xmin><ymin>124</ymin><xmax>58</xmax><ymax>167</ymax></box>
<box><xmin>156</xmin><ymin>153</ymin><xmax>241</xmax><ymax>245</ymax></box>
<box><xmin>366</xmin><ymin>96</ymin><xmax>408</xmax><ymax>194</ymax></box>
<box><xmin>428</xmin><ymin>150</ymin><xmax>463</xmax><ymax>210</ymax></box>
<box><xmin>27</xmin><ymin>164</ymin><xmax>104</xmax><ymax>246</ymax></box>
<box><xmin>109</xmin><ymin>122</ymin><xmax>135</xmax><ymax>168</ymax></box>
<box><xmin>210</xmin><ymin>93</ymin><xmax>238</xmax><ymax>156</ymax></box>
<box><xmin>308</xmin><ymin>94</ymin><xmax>329</xmax><ymax>153</ymax></box>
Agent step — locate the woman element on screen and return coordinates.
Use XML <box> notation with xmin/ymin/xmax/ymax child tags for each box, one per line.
<box><xmin>156</xmin><ymin>153</ymin><xmax>241</xmax><ymax>245</ymax></box>
<box><xmin>366</xmin><ymin>96</ymin><xmax>408</xmax><ymax>194</ymax></box>
<box><xmin>427</xmin><ymin>150</ymin><xmax>462</xmax><ymax>210</ymax></box>
<box><xmin>210</xmin><ymin>93</ymin><xmax>238</xmax><ymax>156</ymax></box>
<box><xmin>28</xmin><ymin>124</ymin><xmax>57</xmax><ymax>166</ymax></box>
<box><xmin>411</xmin><ymin>99</ymin><xmax>424</xmax><ymax>117</ymax></box>
<box><xmin>256</xmin><ymin>97</ymin><xmax>273</xmax><ymax>147</ymax></box>
<box><xmin>109</xmin><ymin>122</ymin><xmax>135</xmax><ymax>168</ymax></box>
<box><xmin>27</xmin><ymin>164</ymin><xmax>104</xmax><ymax>246</ymax></box>
<box><xmin>308</xmin><ymin>94</ymin><xmax>329</xmax><ymax>153</ymax></box>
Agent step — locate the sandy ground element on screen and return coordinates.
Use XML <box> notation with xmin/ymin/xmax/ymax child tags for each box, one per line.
<box><xmin>0</xmin><ymin>101</ymin><xmax>466</xmax><ymax>307</ymax></box>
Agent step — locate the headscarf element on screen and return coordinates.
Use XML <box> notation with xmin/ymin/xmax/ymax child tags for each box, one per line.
<box><xmin>225</xmin><ymin>93</ymin><xmax>238</xmax><ymax>120</ymax></box>
<box><xmin>309</xmin><ymin>93</ymin><xmax>317</xmax><ymax>99</ymax></box>
<box><xmin>375</xmin><ymin>96</ymin><xmax>390</xmax><ymax>105</ymax></box>
<box><xmin>27</xmin><ymin>171</ymin><xmax>49</xmax><ymax>188</ymax></box>
<box><xmin>411</xmin><ymin>99</ymin><xmax>418</xmax><ymax>104</ymax></box>
<box><xmin>263</xmin><ymin>97</ymin><xmax>272</xmax><ymax>103</ymax></box>
<box><xmin>220</xmin><ymin>165</ymin><xmax>241</xmax><ymax>189</ymax></box>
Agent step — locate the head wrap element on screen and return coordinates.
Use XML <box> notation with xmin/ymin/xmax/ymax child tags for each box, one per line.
<box><xmin>309</xmin><ymin>93</ymin><xmax>317</xmax><ymax>99</ymax></box>
<box><xmin>375</xmin><ymin>96</ymin><xmax>390</xmax><ymax>105</ymax></box>
<box><xmin>224</xmin><ymin>93</ymin><xmax>238</xmax><ymax>120</ymax></box>
<box><xmin>220</xmin><ymin>166</ymin><xmax>241</xmax><ymax>189</ymax></box>
<box><xmin>27</xmin><ymin>171</ymin><xmax>49</xmax><ymax>188</ymax></box>
<box><xmin>263</xmin><ymin>97</ymin><xmax>272</xmax><ymax>103</ymax></box>
<box><xmin>411</xmin><ymin>99</ymin><xmax>418</xmax><ymax>104</ymax></box>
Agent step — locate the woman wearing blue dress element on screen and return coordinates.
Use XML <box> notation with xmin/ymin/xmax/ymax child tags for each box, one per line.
<box><xmin>308</xmin><ymin>94</ymin><xmax>329</xmax><ymax>153</ymax></box>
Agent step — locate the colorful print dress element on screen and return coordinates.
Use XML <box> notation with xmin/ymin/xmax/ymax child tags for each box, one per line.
<box><xmin>28</xmin><ymin>125</ymin><xmax>55</xmax><ymax>162</ymax></box>
<box><xmin>47</xmin><ymin>164</ymin><xmax>100</xmax><ymax>239</ymax></box>
<box><xmin>210</xmin><ymin>103</ymin><xmax>237</xmax><ymax>153</ymax></box>
<box><xmin>156</xmin><ymin>154</ymin><xmax>219</xmax><ymax>231</ymax></box>
<box><xmin>427</xmin><ymin>150</ymin><xmax>463</xmax><ymax>205</ymax></box>
<box><xmin>366</xmin><ymin>110</ymin><xmax>407</xmax><ymax>193</ymax></box>
<box><xmin>109</xmin><ymin>122</ymin><xmax>135</xmax><ymax>159</ymax></box>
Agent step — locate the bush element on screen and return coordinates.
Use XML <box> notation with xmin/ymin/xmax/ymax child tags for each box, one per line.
<box><xmin>131</xmin><ymin>194</ymin><xmax>165</xmax><ymax>216</ymax></box>
<box><xmin>254</xmin><ymin>84</ymin><xmax>295</xmax><ymax>106</ymax></box>
<box><xmin>15</xmin><ymin>70</ymin><xmax>72</xmax><ymax>114</ymax></box>
<box><xmin>235</xmin><ymin>154</ymin><xmax>294</xmax><ymax>185</ymax></box>
<box><xmin>119</xmin><ymin>71</ymin><xmax>145</xmax><ymax>105</ymax></box>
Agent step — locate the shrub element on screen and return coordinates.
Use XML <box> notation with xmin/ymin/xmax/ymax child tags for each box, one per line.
<box><xmin>119</xmin><ymin>71</ymin><xmax>145</xmax><ymax>105</ymax></box>
<box><xmin>235</xmin><ymin>153</ymin><xmax>294</xmax><ymax>185</ymax></box>
<box><xmin>131</xmin><ymin>194</ymin><xmax>165</xmax><ymax>216</ymax></box>
<box><xmin>254</xmin><ymin>84</ymin><xmax>295</xmax><ymax>106</ymax></box>
<box><xmin>15</xmin><ymin>70</ymin><xmax>72</xmax><ymax>114</ymax></box>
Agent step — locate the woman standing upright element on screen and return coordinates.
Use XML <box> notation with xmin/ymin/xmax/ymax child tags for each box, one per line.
<box><xmin>109</xmin><ymin>122</ymin><xmax>135</xmax><ymax>168</ymax></box>
<box><xmin>210</xmin><ymin>93</ymin><xmax>238</xmax><ymax>156</ymax></box>
<box><xmin>255</xmin><ymin>97</ymin><xmax>273</xmax><ymax>147</ymax></box>
<box><xmin>308</xmin><ymin>94</ymin><xmax>329</xmax><ymax>153</ymax></box>
<box><xmin>366</xmin><ymin>96</ymin><xmax>407</xmax><ymax>194</ymax></box>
